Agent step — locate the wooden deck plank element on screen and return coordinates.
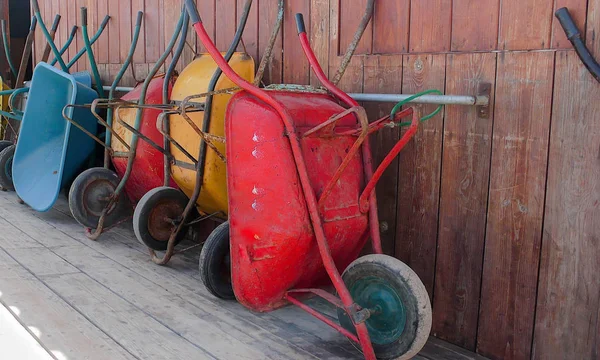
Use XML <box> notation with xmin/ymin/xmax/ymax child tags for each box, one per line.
<box><xmin>0</xmin><ymin>217</ymin><xmax>45</xmax><ymax>249</ymax></box>
<box><xmin>0</xmin><ymin>191</ymin><xmax>488</xmax><ymax>360</ymax></box>
<box><xmin>44</xmin><ymin>272</ymin><xmax>218</xmax><ymax>360</ymax></box>
<box><xmin>7</xmin><ymin>247</ymin><xmax>81</xmax><ymax>277</ymax></box>
<box><xmin>532</xmin><ymin>50</ymin><xmax>600</xmax><ymax>360</ymax></box>
<box><xmin>0</xmin><ymin>250</ymin><xmax>134</xmax><ymax>360</ymax></box>
<box><xmin>476</xmin><ymin>51</ymin><xmax>554</xmax><ymax>360</ymax></box>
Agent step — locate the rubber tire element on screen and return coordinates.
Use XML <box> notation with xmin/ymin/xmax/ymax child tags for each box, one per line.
<box><xmin>337</xmin><ymin>255</ymin><xmax>432</xmax><ymax>360</ymax></box>
<box><xmin>0</xmin><ymin>144</ymin><xmax>16</xmax><ymax>191</ymax></box>
<box><xmin>133</xmin><ymin>186</ymin><xmax>189</xmax><ymax>251</ymax></box>
<box><xmin>68</xmin><ymin>167</ymin><xmax>131</xmax><ymax>229</ymax></box>
<box><xmin>0</xmin><ymin>140</ymin><xmax>12</xmax><ymax>153</ymax></box>
<box><xmin>199</xmin><ymin>221</ymin><xmax>234</xmax><ymax>300</ymax></box>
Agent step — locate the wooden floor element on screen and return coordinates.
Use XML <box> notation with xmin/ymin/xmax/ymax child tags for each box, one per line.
<box><xmin>0</xmin><ymin>190</ymin><xmax>489</xmax><ymax>360</ymax></box>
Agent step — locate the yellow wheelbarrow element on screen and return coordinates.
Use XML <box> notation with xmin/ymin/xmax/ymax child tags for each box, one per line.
<box><xmin>132</xmin><ymin>0</ymin><xmax>284</xmax><ymax>266</ymax></box>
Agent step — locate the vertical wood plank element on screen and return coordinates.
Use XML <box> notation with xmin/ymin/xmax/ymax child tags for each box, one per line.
<box><xmin>551</xmin><ymin>0</ymin><xmax>587</xmax><ymax>48</ymax></box>
<box><xmin>0</xmin><ymin>0</ymin><xmax>8</xmax><ymax>79</ymax></box>
<box><xmin>131</xmin><ymin>0</ymin><xmax>145</xmax><ymax>63</ymax></box>
<box><xmin>258</xmin><ymin>0</ymin><xmax>283</xmax><ymax>84</ymax></box>
<box><xmin>58</xmin><ymin>0</ymin><xmax>68</xmax><ymax>59</ymax></box>
<box><xmin>451</xmin><ymin>0</ymin><xmax>499</xmax><ymax>51</ymax></box>
<box><xmin>409</xmin><ymin>0</ymin><xmax>451</xmax><ymax>53</ymax></box>
<box><xmin>237</xmin><ymin>0</ymin><xmax>259</xmax><ymax>61</ymax></box>
<box><xmin>196</xmin><ymin>0</ymin><xmax>215</xmax><ymax>53</ymax></box>
<box><xmin>162</xmin><ymin>1</ymin><xmax>178</xmax><ymax>67</ymax></box>
<box><xmin>107</xmin><ymin>0</ymin><xmax>120</xmax><ymax>64</ymax></box>
<box><xmin>477</xmin><ymin>51</ymin><xmax>555</xmax><ymax>360</ymax></box>
<box><xmin>363</xmin><ymin>55</ymin><xmax>403</xmax><ymax>256</ymax></box>
<box><xmin>96</xmin><ymin>0</ymin><xmax>110</xmax><ymax>64</ymax></box>
<box><xmin>339</xmin><ymin>0</ymin><xmax>372</xmax><ymax>55</ymax></box>
<box><xmin>283</xmin><ymin>0</ymin><xmax>310</xmax><ymax>84</ymax></box>
<box><xmin>144</xmin><ymin>0</ymin><xmax>160</xmax><ymax>62</ymax></box>
<box><xmin>498</xmin><ymin>0</ymin><xmax>553</xmax><ymax>50</ymax></box>
<box><xmin>587</xmin><ymin>0</ymin><xmax>600</xmax><ymax>56</ymax></box>
<box><xmin>433</xmin><ymin>52</ymin><xmax>496</xmax><ymax>350</ymax></box>
<box><xmin>532</xmin><ymin>50</ymin><xmax>600</xmax><ymax>360</ymax></box>
<box><xmin>309</xmin><ymin>0</ymin><xmax>330</xmax><ymax>86</ymax></box>
<box><xmin>118</xmin><ymin>0</ymin><xmax>132</xmax><ymax>64</ymax></box>
<box><xmin>67</xmin><ymin>0</ymin><xmax>78</xmax><ymax>70</ymax></box>
<box><xmin>215</xmin><ymin>0</ymin><xmax>237</xmax><ymax>51</ymax></box>
<box><xmin>395</xmin><ymin>54</ymin><xmax>445</xmax><ymax>296</ymax></box>
<box><xmin>372</xmin><ymin>0</ymin><xmax>409</xmax><ymax>54</ymax></box>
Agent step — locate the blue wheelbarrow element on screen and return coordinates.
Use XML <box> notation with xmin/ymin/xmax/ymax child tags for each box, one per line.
<box><xmin>11</xmin><ymin>63</ymin><xmax>98</xmax><ymax>211</ymax></box>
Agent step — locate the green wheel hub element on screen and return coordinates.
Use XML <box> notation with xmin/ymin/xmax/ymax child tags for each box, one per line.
<box><xmin>340</xmin><ymin>276</ymin><xmax>407</xmax><ymax>345</ymax></box>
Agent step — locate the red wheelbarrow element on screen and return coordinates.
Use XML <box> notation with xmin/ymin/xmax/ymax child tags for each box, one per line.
<box><xmin>185</xmin><ymin>2</ymin><xmax>432</xmax><ymax>359</ymax></box>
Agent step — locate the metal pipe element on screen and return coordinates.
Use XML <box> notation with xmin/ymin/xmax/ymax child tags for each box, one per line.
<box><xmin>15</xmin><ymin>17</ymin><xmax>37</xmax><ymax>88</ymax></box>
<box><xmin>49</xmin><ymin>25</ymin><xmax>78</xmax><ymax>66</ymax></box>
<box><xmin>1</xmin><ymin>20</ymin><xmax>17</xmax><ymax>78</ymax></box>
<box><xmin>348</xmin><ymin>93</ymin><xmax>489</xmax><ymax>106</ymax></box>
<box><xmin>40</xmin><ymin>14</ymin><xmax>61</xmax><ymax>63</ymax></box>
<box><xmin>66</xmin><ymin>15</ymin><xmax>110</xmax><ymax>70</ymax></box>
<box><xmin>162</xmin><ymin>7</ymin><xmax>189</xmax><ymax>186</ymax></box>
<box><xmin>31</xmin><ymin>1</ymin><xmax>69</xmax><ymax>72</ymax></box>
<box><xmin>81</xmin><ymin>7</ymin><xmax>105</xmax><ymax>98</ymax></box>
<box><xmin>102</xmin><ymin>86</ymin><xmax>134</xmax><ymax>92</ymax></box>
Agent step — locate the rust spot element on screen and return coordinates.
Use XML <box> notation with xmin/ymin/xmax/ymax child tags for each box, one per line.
<box><xmin>53</xmin><ymin>171</ymin><xmax>58</xmax><ymax>174</ymax></box>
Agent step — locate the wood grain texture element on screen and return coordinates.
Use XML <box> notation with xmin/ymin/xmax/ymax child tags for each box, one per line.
<box><xmin>532</xmin><ymin>50</ymin><xmax>600</xmax><ymax>360</ymax></box>
<box><xmin>498</xmin><ymin>0</ymin><xmax>553</xmax><ymax>50</ymax></box>
<box><xmin>372</xmin><ymin>0</ymin><xmax>409</xmax><ymax>54</ymax></box>
<box><xmin>144</xmin><ymin>0</ymin><xmax>160</xmax><ymax>62</ymax></box>
<box><xmin>237</xmin><ymin>0</ymin><xmax>259</xmax><ymax>62</ymax></box>
<box><xmin>257</xmin><ymin>0</ymin><xmax>283</xmax><ymax>84</ymax></box>
<box><xmin>552</xmin><ymin>0</ymin><xmax>587</xmax><ymax>48</ymax></box>
<box><xmin>196</xmin><ymin>0</ymin><xmax>215</xmax><ymax>53</ymax></box>
<box><xmin>215</xmin><ymin>0</ymin><xmax>237</xmax><ymax>51</ymax></box>
<box><xmin>587</xmin><ymin>0</ymin><xmax>600</xmax><ymax>56</ymax></box>
<box><xmin>433</xmin><ymin>52</ymin><xmax>496</xmax><ymax>350</ymax></box>
<box><xmin>363</xmin><ymin>55</ymin><xmax>403</xmax><ymax>256</ymax></box>
<box><xmin>477</xmin><ymin>51</ymin><xmax>555</xmax><ymax>360</ymax></box>
<box><xmin>396</xmin><ymin>54</ymin><xmax>445</xmax><ymax>296</ymax></box>
<box><xmin>451</xmin><ymin>0</ymin><xmax>499</xmax><ymax>51</ymax></box>
<box><xmin>130</xmin><ymin>0</ymin><xmax>145</xmax><ymax>63</ymax></box>
<box><xmin>309</xmin><ymin>0</ymin><xmax>330</xmax><ymax>86</ymax></box>
<box><xmin>96</xmin><ymin>0</ymin><xmax>110</xmax><ymax>64</ymax></box>
<box><xmin>283</xmin><ymin>0</ymin><xmax>310</xmax><ymax>84</ymax></box>
<box><xmin>338</xmin><ymin>0</ymin><xmax>372</xmax><ymax>55</ymax></box>
<box><xmin>66</xmin><ymin>0</ymin><xmax>78</xmax><ymax>70</ymax></box>
<box><xmin>409</xmin><ymin>0</ymin><xmax>451</xmax><ymax>53</ymax></box>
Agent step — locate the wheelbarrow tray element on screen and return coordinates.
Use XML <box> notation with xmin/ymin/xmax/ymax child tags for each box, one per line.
<box><xmin>112</xmin><ymin>76</ymin><xmax>177</xmax><ymax>203</ymax></box>
<box><xmin>169</xmin><ymin>53</ymin><xmax>255</xmax><ymax>217</ymax></box>
<box><xmin>13</xmin><ymin>63</ymin><xmax>98</xmax><ymax>212</ymax></box>
<box><xmin>226</xmin><ymin>90</ymin><xmax>369</xmax><ymax>312</ymax></box>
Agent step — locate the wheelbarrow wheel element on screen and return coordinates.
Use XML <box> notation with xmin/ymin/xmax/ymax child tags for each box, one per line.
<box><xmin>69</xmin><ymin>167</ymin><xmax>132</xmax><ymax>229</ymax></box>
<box><xmin>0</xmin><ymin>144</ymin><xmax>16</xmax><ymax>191</ymax></box>
<box><xmin>0</xmin><ymin>140</ymin><xmax>12</xmax><ymax>152</ymax></box>
<box><xmin>133</xmin><ymin>187</ymin><xmax>190</xmax><ymax>251</ymax></box>
<box><xmin>337</xmin><ymin>254</ymin><xmax>431</xmax><ymax>360</ymax></box>
<box><xmin>199</xmin><ymin>221</ymin><xmax>235</xmax><ymax>300</ymax></box>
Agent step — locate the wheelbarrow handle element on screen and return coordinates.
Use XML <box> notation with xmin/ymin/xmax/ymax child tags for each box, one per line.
<box><xmin>50</xmin><ymin>14</ymin><xmax>61</xmax><ymax>32</ymax></box>
<box><xmin>30</xmin><ymin>16</ymin><xmax>38</xmax><ymax>31</ymax></box>
<box><xmin>555</xmin><ymin>7</ymin><xmax>600</xmax><ymax>82</ymax></box>
<box><xmin>81</xmin><ymin>7</ymin><xmax>88</xmax><ymax>27</ymax></box>
<box><xmin>184</xmin><ymin>0</ymin><xmax>202</xmax><ymax>25</ymax></box>
<box><xmin>358</xmin><ymin>108</ymin><xmax>420</xmax><ymax>213</ymax></box>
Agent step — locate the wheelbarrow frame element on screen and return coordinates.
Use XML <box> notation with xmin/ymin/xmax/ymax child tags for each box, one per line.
<box><xmin>185</xmin><ymin>1</ymin><xmax>428</xmax><ymax>359</ymax></box>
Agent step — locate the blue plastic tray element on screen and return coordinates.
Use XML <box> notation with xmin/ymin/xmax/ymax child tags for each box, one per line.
<box><xmin>13</xmin><ymin>63</ymin><xmax>98</xmax><ymax>211</ymax></box>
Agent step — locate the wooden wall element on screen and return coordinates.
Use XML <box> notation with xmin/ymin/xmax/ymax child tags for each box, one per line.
<box><xmin>29</xmin><ymin>1</ymin><xmax>600</xmax><ymax>359</ymax></box>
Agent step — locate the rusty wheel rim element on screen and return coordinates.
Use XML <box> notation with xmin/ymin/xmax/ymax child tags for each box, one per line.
<box><xmin>82</xmin><ymin>179</ymin><xmax>117</xmax><ymax>217</ymax></box>
<box><xmin>147</xmin><ymin>199</ymin><xmax>185</xmax><ymax>242</ymax></box>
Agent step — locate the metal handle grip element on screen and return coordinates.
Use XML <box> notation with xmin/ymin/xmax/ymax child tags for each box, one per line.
<box><xmin>30</xmin><ymin>16</ymin><xmax>38</xmax><ymax>31</ymax></box>
<box><xmin>135</xmin><ymin>11</ymin><xmax>143</xmax><ymax>26</ymax></box>
<box><xmin>555</xmin><ymin>7</ymin><xmax>580</xmax><ymax>40</ymax></box>
<box><xmin>81</xmin><ymin>7</ymin><xmax>88</xmax><ymax>26</ymax></box>
<box><xmin>51</xmin><ymin>14</ymin><xmax>61</xmax><ymax>31</ymax></box>
<box><xmin>295</xmin><ymin>13</ymin><xmax>306</xmax><ymax>34</ymax></box>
